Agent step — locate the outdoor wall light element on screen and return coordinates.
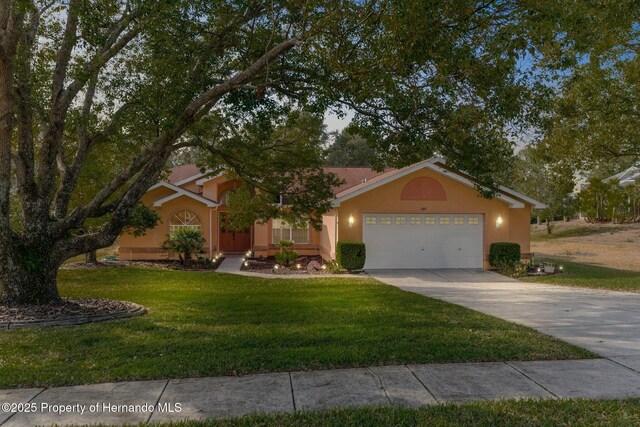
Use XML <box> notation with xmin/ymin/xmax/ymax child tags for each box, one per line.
<box><xmin>348</xmin><ymin>214</ymin><xmax>355</xmax><ymax>228</ymax></box>
<box><xmin>496</xmin><ymin>215</ymin><xmax>504</xmax><ymax>228</ymax></box>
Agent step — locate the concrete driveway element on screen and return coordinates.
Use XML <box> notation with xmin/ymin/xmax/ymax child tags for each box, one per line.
<box><xmin>368</xmin><ymin>269</ymin><xmax>640</xmax><ymax>372</ymax></box>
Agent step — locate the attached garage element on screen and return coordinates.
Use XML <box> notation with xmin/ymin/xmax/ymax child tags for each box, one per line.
<box><xmin>362</xmin><ymin>213</ymin><xmax>483</xmax><ymax>269</ymax></box>
<box><xmin>330</xmin><ymin>158</ymin><xmax>546</xmax><ymax>269</ymax></box>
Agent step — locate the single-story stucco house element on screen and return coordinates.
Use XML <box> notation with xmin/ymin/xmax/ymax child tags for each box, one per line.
<box><xmin>118</xmin><ymin>157</ymin><xmax>544</xmax><ymax>269</ymax></box>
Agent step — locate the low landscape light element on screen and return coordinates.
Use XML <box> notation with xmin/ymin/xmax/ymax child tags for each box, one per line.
<box><xmin>244</xmin><ymin>261</ymin><xmax>248</xmax><ymax>267</ymax></box>
<box><xmin>274</xmin><ymin>264</ymin><xmax>279</xmax><ymax>270</ymax></box>
<box><xmin>559</xmin><ymin>265</ymin><xmax>564</xmax><ymax>271</ymax></box>
<box><xmin>296</xmin><ymin>263</ymin><xmax>301</xmax><ymax>269</ymax></box>
<box><xmin>321</xmin><ymin>265</ymin><xmax>327</xmax><ymax>270</ymax></box>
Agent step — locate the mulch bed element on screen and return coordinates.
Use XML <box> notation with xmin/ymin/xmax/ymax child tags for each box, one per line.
<box><xmin>62</xmin><ymin>257</ymin><xmax>225</xmax><ymax>271</ymax></box>
<box><xmin>242</xmin><ymin>255</ymin><xmax>333</xmax><ymax>275</ymax></box>
<box><xmin>0</xmin><ymin>298</ymin><xmax>146</xmax><ymax>329</ymax></box>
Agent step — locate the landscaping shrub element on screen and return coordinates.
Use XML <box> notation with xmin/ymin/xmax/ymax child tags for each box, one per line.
<box><xmin>162</xmin><ymin>228</ymin><xmax>206</xmax><ymax>263</ymax></box>
<box><xmin>275</xmin><ymin>240</ymin><xmax>297</xmax><ymax>267</ymax></box>
<box><xmin>488</xmin><ymin>242</ymin><xmax>521</xmax><ymax>268</ymax></box>
<box><xmin>336</xmin><ymin>241</ymin><xmax>366</xmax><ymax>271</ymax></box>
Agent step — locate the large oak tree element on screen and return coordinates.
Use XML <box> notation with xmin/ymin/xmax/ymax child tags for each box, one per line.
<box><xmin>0</xmin><ymin>0</ymin><xmax>608</xmax><ymax>305</ymax></box>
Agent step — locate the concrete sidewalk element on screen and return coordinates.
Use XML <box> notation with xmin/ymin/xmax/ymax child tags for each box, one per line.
<box><xmin>2</xmin><ymin>358</ymin><xmax>640</xmax><ymax>426</ymax></box>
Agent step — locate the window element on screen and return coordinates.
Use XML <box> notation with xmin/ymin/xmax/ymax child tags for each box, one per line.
<box><xmin>439</xmin><ymin>217</ymin><xmax>450</xmax><ymax>225</ymax></box>
<box><xmin>365</xmin><ymin>216</ymin><xmax>377</xmax><ymax>225</ymax></box>
<box><xmin>395</xmin><ymin>216</ymin><xmax>406</xmax><ymax>225</ymax></box>
<box><xmin>380</xmin><ymin>216</ymin><xmax>391</xmax><ymax>225</ymax></box>
<box><xmin>454</xmin><ymin>217</ymin><xmax>464</xmax><ymax>225</ymax></box>
<box><xmin>410</xmin><ymin>217</ymin><xmax>421</xmax><ymax>224</ymax></box>
<box><xmin>272</xmin><ymin>219</ymin><xmax>309</xmax><ymax>244</ymax></box>
<box><xmin>468</xmin><ymin>216</ymin><xmax>480</xmax><ymax>225</ymax></box>
<box><xmin>425</xmin><ymin>216</ymin><xmax>436</xmax><ymax>225</ymax></box>
<box><xmin>170</xmin><ymin>210</ymin><xmax>201</xmax><ymax>233</ymax></box>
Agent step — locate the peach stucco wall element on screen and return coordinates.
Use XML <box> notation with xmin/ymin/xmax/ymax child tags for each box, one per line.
<box><xmin>119</xmin><ymin>194</ymin><xmax>215</xmax><ymax>260</ymax></box>
<box><xmin>202</xmin><ymin>176</ymin><xmax>238</xmax><ymax>202</ymax></box>
<box><xmin>335</xmin><ymin>168</ymin><xmax>532</xmax><ymax>268</ymax></box>
<box><xmin>320</xmin><ymin>211</ymin><xmax>337</xmax><ymax>260</ymax></box>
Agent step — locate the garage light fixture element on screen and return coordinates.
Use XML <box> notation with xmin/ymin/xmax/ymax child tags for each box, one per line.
<box><xmin>496</xmin><ymin>215</ymin><xmax>503</xmax><ymax>228</ymax></box>
<box><xmin>348</xmin><ymin>215</ymin><xmax>355</xmax><ymax>228</ymax></box>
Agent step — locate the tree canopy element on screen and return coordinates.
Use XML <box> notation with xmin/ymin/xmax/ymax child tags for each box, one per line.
<box><xmin>0</xmin><ymin>0</ymin><xmax>633</xmax><ymax>305</ymax></box>
<box><xmin>536</xmin><ymin>2</ymin><xmax>640</xmax><ymax>175</ymax></box>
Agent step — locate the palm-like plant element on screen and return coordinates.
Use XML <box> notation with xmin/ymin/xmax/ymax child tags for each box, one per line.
<box><xmin>162</xmin><ymin>228</ymin><xmax>206</xmax><ymax>264</ymax></box>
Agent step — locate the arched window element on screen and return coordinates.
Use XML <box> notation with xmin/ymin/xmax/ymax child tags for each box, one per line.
<box><xmin>170</xmin><ymin>210</ymin><xmax>201</xmax><ymax>233</ymax></box>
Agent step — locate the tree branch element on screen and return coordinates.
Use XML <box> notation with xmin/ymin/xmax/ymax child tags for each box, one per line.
<box><xmin>54</xmin><ymin>36</ymin><xmax>302</xmax><ymax>237</ymax></box>
<box><xmin>14</xmin><ymin>5</ymin><xmax>43</xmax><ymax>225</ymax></box>
<box><xmin>37</xmin><ymin>7</ymin><xmax>146</xmax><ymax>217</ymax></box>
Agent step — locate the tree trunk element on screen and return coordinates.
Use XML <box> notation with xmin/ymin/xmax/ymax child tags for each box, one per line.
<box><xmin>0</xmin><ymin>251</ymin><xmax>61</xmax><ymax>307</ymax></box>
<box><xmin>85</xmin><ymin>250</ymin><xmax>97</xmax><ymax>264</ymax></box>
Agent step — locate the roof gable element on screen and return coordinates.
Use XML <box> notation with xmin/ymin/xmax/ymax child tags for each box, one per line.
<box><xmin>332</xmin><ymin>158</ymin><xmax>545</xmax><ymax>209</ymax></box>
<box><xmin>148</xmin><ymin>182</ymin><xmax>218</xmax><ymax>207</ymax></box>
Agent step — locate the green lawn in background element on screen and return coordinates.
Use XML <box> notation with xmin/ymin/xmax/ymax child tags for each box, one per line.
<box><xmin>522</xmin><ymin>259</ymin><xmax>640</xmax><ymax>292</ymax></box>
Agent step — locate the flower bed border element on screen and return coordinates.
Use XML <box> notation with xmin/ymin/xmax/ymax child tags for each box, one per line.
<box><xmin>0</xmin><ymin>301</ymin><xmax>147</xmax><ymax>330</ymax></box>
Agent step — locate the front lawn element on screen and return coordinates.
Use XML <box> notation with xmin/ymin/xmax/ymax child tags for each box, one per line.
<box><xmin>0</xmin><ymin>268</ymin><xmax>592</xmax><ymax>388</ymax></box>
<box><xmin>149</xmin><ymin>398</ymin><xmax>640</xmax><ymax>427</ymax></box>
<box><xmin>522</xmin><ymin>260</ymin><xmax>640</xmax><ymax>292</ymax></box>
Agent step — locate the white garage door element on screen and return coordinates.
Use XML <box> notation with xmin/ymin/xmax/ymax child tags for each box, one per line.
<box><xmin>362</xmin><ymin>214</ymin><xmax>483</xmax><ymax>269</ymax></box>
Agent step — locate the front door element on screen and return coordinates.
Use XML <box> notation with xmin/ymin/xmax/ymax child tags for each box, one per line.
<box><xmin>219</xmin><ymin>213</ymin><xmax>251</xmax><ymax>253</ymax></box>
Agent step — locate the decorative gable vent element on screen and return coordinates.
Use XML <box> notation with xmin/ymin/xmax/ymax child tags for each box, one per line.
<box><xmin>400</xmin><ymin>177</ymin><xmax>446</xmax><ymax>201</ymax></box>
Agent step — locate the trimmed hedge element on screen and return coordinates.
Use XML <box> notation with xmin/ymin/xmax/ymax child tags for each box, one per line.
<box><xmin>488</xmin><ymin>242</ymin><xmax>521</xmax><ymax>268</ymax></box>
<box><xmin>336</xmin><ymin>241</ymin><xmax>366</xmax><ymax>271</ymax></box>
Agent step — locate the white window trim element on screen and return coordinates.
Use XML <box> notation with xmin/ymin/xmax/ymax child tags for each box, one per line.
<box><xmin>271</xmin><ymin>219</ymin><xmax>310</xmax><ymax>245</ymax></box>
<box><xmin>169</xmin><ymin>210</ymin><xmax>202</xmax><ymax>233</ymax></box>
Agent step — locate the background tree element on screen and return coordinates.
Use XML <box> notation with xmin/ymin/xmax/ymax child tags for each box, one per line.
<box><xmin>579</xmin><ymin>178</ymin><xmax>640</xmax><ymax>223</ymax></box>
<box><xmin>0</xmin><ymin>0</ymin><xmax>627</xmax><ymax>305</ymax></box>
<box><xmin>509</xmin><ymin>147</ymin><xmax>576</xmax><ymax>233</ymax></box>
<box><xmin>537</xmin><ymin>2</ymin><xmax>640</xmax><ymax>174</ymax></box>
<box><xmin>325</xmin><ymin>129</ymin><xmax>374</xmax><ymax>167</ymax></box>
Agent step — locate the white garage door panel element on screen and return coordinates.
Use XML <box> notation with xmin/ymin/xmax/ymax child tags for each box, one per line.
<box><xmin>362</xmin><ymin>214</ymin><xmax>483</xmax><ymax>269</ymax></box>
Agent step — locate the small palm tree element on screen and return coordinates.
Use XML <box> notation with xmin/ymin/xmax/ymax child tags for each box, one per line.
<box><xmin>162</xmin><ymin>228</ymin><xmax>206</xmax><ymax>264</ymax></box>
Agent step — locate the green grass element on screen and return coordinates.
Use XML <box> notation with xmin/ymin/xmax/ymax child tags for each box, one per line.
<box><xmin>0</xmin><ymin>268</ymin><xmax>592</xmax><ymax>388</ymax></box>
<box><xmin>137</xmin><ymin>399</ymin><xmax>640</xmax><ymax>427</ymax></box>
<box><xmin>522</xmin><ymin>260</ymin><xmax>640</xmax><ymax>292</ymax></box>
